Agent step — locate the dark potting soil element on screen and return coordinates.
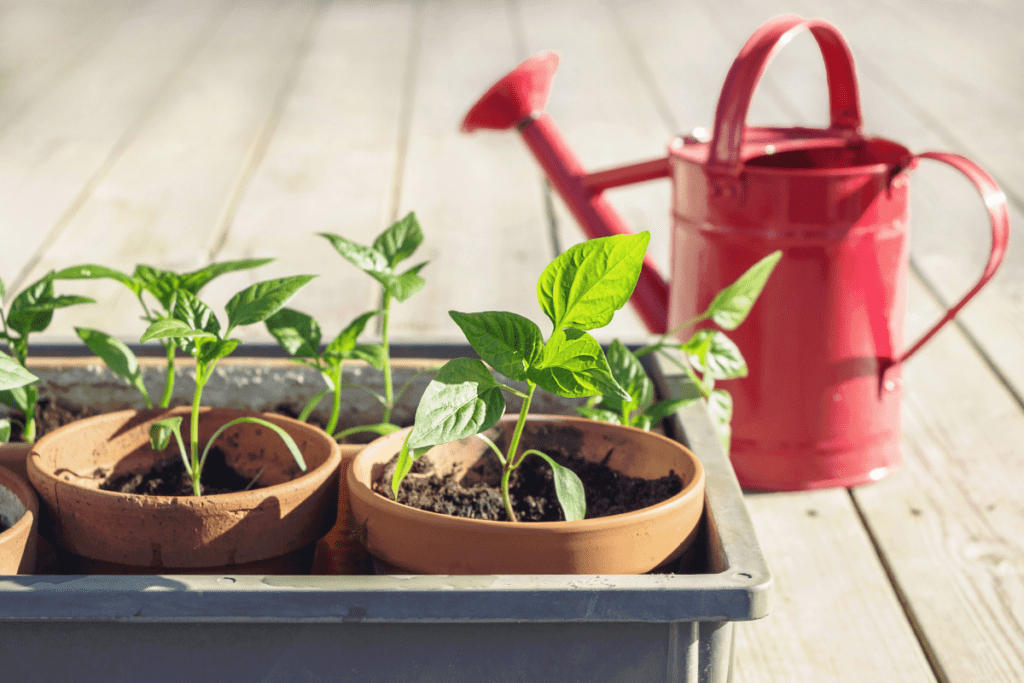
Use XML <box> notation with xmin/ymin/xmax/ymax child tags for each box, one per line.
<box><xmin>373</xmin><ymin>424</ymin><xmax>683</xmax><ymax>522</ymax></box>
<box><xmin>0</xmin><ymin>519</ymin><xmax>9</xmax><ymax>533</ymax></box>
<box><xmin>99</xmin><ymin>446</ymin><xmax>261</xmax><ymax>496</ymax></box>
<box><xmin>9</xmin><ymin>396</ymin><xmax>105</xmax><ymax>442</ymax></box>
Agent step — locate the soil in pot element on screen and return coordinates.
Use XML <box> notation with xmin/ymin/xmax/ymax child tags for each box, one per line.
<box><xmin>99</xmin><ymin>446</ymin><xmax>266</xmax><ymax>496</ymax></box>
<box><xmin>372</xmin><ymin>423</ymin><xmax>683</xmax><ymax>522</ymax></box>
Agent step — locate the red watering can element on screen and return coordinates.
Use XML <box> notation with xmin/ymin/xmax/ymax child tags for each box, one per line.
<box><xmin>462</xmin><ymin>15</ymin><xmax>1009</xmax><ymax>491</ymax></box>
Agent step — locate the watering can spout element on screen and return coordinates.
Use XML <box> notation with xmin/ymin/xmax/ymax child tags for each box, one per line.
<box><xmin>462</xmin><ymin>52</ymin><xmax>672</xmax><ymax>334</ymax></box>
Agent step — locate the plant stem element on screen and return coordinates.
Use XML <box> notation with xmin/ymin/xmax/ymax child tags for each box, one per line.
<box><xmin>22</xmin><ymin>385</ymin><xmax>37</xmax><ymax>443</ymax></box>
<box><xmin>326</xmin><ymin>365</ymin><xmax>342</xmax><ymax>435</ymax></box>
<box><xmin>190</xmin><ymin>365</ymin><xmax>205</xmax><ymax>497</ymax></box>
<box><xmin>160</xmin><ymin>343</ymin><xmax>175</xmax><ymax>408</ymax></box>
<box><xmin>380</xmin><ymin>293</ymin><xmax>394</xmax><ymax>424</ymax></box>
<box><xmin>500</xmin><ymin>382</ymin><xmax>536</xmax><ymax>522</ymax></box>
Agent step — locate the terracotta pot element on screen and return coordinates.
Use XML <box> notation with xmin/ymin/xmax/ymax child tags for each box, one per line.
<box><xmin>0</xmin><ymin>465</ymin><xmax>38</xmax><ymax>574</ymax></box>
<box><xmin>310</xmin><ymin>443</ymin><xmax>371</xmax><ymax>574</ymax></box>
<box><xmin>0</xmin><ymin>443</ymin><xmax>31</xmax><ymax>481</ymax></box>
<box><xmin>348</xmin><ymin>415</ymin><xmax>705</xmax><ymax>575</ymax></box>
<box><xmin>27</xmin><ymin>407</ymin><xmax>341</xmax><ymax>574</ymax></box>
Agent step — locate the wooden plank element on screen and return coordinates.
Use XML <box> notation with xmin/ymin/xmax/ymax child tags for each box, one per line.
<box><xmin>19</xmin><ymin>0</ymin><xmax>323</xmax><ymax>344</ymax></box>
<box><xmin>734</xmin><ymin>488</ymin><xmax>936</xmax><ymax>683</ymax></box>
<box><xmin>0</xmin><ymin>0</ymin><xmax>227</xmax><ymax>289</ymax></box>
<box><xmin>387</xmin><ymin>0</ymin><xmax>560</xmax><ymax>341</ymax></box>
<box><xmin>201</xmin><ymin>0</ymin><xmax>415</xmax><ymax>340</ymax></box>
<box><xmin>850</xmin><ymin>274</ymin><xmax>1024</xmax><ymax>683</ymax></box>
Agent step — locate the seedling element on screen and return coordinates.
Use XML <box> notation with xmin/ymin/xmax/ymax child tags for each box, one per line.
<box><xmin>55</xmin><ymin>259</ymin><xmax>273</xmax><ymax>410</ymax></box>
<box><xmin>612</xmin><ymin>251</ymin><xmax>783</xmax><ymax>447</ymax></box>
<box><xmin>0</xmin><ymin>272</ymin><xmax>95</xmax><ymax>442</ymax></box>
<box><xmin>309</xmin><ymin>213</ymin><xmax>429</xmax><ymax>439</ymax></box>
<box><xmin>391</xmin><ymin>232</ymin><xmax>648</xmax><ymax>523</ymax></box>
<box><xmin>140</xmin><ymin>275</ymin><xmax>316</xmax><ymax>497</ymax></box>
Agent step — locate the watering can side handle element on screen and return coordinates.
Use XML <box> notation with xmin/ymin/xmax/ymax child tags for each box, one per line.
<box><xmin>891</xmin><ymin>152</ymin><xmax>1009</xmax><ymax>370</ymax></box>
<box><xmin>707</xmin><ymin>15</ymin><xmax>862</xmax><ymax>177</ymax></box>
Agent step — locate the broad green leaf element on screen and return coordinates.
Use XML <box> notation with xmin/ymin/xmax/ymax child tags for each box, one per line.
<box><xmin>54</xmin><ymin>264</ymin><xmax>139</xmax><ymax>294</ymax></box>
<box><xmin>8</xmin><ymin>274</ymin><xmax>93</xmax><ymax>335</ymax></box>
<box><xmin>407</xmin><ymin>358</ymin><xmax>505</xmax><ymax>449</ymax></box>
<box><xmin>133</xmin><ymin>265</ymin><xmax>181</xmax><ymax>311</ymax></box>
<box><xmin>197</xmin><ymin>338</ymin><xmax>240</xmax><ymax>366</ymax></box>
<box><xmin>76</xmin><ymin>327</ymin><xmax>141</xmax><ymax>382</ymax></box>
<box><xmin>178</xmin><ymin>258</ymin><xmax>274</xmax><ymax>294</ymax></box>
<box><xmin>225</xmin><ymin>275</ymin><xmax>316</xmax><ymax>328</ymax></box>
<box><xmin>0</xmin><ymin>354</ymin><xmax>37</xmax><ymax>392</ymax></box>
<box><xmin>373</xmin><ymin>212</ymin><xmax>423</xmax><ymax>268</ymax></box>
<box><xmin>632</xmin><ymin>413</ymin><xmax>653</xmax><ymax>431</ymax></box>
<box><xmin>527</xmin><ymin>328</ymin><xmax>629</xmax><ymax>400</ymax></box>
<box><xmin>449</xmin><ymin>310</ymin><xmax>544</xmax><ymax>382</ymax></box>
<box><xmin>704</xmin><ymin>251</ymin><xmax>781</xmax><ymax>330</ymax></box>
<box><xmin>140</xmin><ymin>319</ymin><xmax>216</xmax><ymax>343</ymax></box>
<box><xmin>14</xmin><ymin>294</ymin><xmax>96</xmax><ymax>315</ymax></box>
<box><xmin>537</xmin><ymin>232</ymin><xmax>649</xmax><ymax>331</ymax></box>
<box><xmin>688</xmin><ymin>330</ymin><xmax>747</xmax><ymax>380</ymax></box>
<box><xmin>602</xmin><ymin>339</ymin><xmax>653</xmax><ymax>415</ymax></box>
<box><xmin>386</xmin><ymin>262</ymin><xmax>428</xmax><ymax>303</ymax></box>
<box><xmin>575</xmin><ymin>406</ymin><xmax>622</xmax><ymax>425</ymax></box>
<box><xmin>171</xmin><ymin>289</ymin><xmax>221</xmax><ymax>337</ymax></box>
<box><xmin>320</xmin><ymin>233</ymin><xmax>390</xmax><ymax>275</ymax></box>
<box><xmin>351</xmin><ymin>344</ymin><xmax>386</xmax><ymax>370</ymax></box>
<box><xmin>150</xmin><ymin>417</ymin><xmax>183</xmax><ymax>452</ymax></box>
<box><xmin>527</xmin><ymin>450</ymin><xmax>586</xmax><ymax>521</ymax></box>
<box><xmin>325</xmin><ymin>310</ymin><xmax>380</xmax><ymax>359</ymax></box>
<box><xmin>0</xmin><ymin>386</ymin><xmax>32</xmax><ymax>413</ymax></box>
<box><xmin>708</xmin><ymin>390</ymin><xmax>733</xmax><ymax>450</ymax></box>
<box><xmin>265</xmin><ymin>308</ymin><xmax>322</xmax><ymax>358</ymax></box>
<box><xmin>0</xmin><ymin>419</ymin><xmax>10</xmax><ymax>443</ymax></box>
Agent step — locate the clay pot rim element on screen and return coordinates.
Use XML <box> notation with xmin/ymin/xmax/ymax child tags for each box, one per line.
<box><xmin>0</xmin><ymin>465</ymin><xmax>37</xmax><ymax>539</ymax></box>
<box><xmin>29</xmin><ymin>406</ymin><xmax>341</xmax><ymax>505</ymax></box>
<box><xmin>350</xmin><ymin>415</ymin><xmax>705</xmax><ymax>532</ymax></box>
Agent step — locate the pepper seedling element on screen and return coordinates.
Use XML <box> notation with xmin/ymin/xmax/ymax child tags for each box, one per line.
<box><xmin>303</xmin><ymin>212</ymin><xmax>429</xmax><ymax>440</ymax></box>
<box><xmin>55</xmin><ymin>258</ymin><xmax>274</xmax><ymax>410</ymax></box>
<box><xmin>139</xmin><ymin>275</ymin><xmax>316</xmax><ymax>497</ymax></box>
<box><xmin>391</xmin><ymin>232</ymin><xmax>649</xmax><ymax>523</ymax></box>
<box><xmin>0</xmin><ymin>272</ymin><xmax>95</xmax><ymax>442</ymax></box>
<box><xmin>605</xmin><ymin>251</ymin><xmax>782</xmax><ymax>447</ymax></box>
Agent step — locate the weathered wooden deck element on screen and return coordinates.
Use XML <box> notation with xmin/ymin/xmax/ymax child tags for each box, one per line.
<box><xmin>2</xmin><ymin>0</ymin><xmax>1023</xmax><ymax>680</ymax></box>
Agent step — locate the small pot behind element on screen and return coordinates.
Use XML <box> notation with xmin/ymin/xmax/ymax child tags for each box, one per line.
<box><xmin>27</xmin><ymin>407</ymin><xmax>341</xmax><ymax>574</ymax></box>
<box><xmin>0</xmin><ymin>465</ymin><xmax>38</xmax><ymax>574</ymax></box>
<box><xmin>349</xmin><ymin>415</ymin><xmax>705</xmax><ymax>575</ymax></box>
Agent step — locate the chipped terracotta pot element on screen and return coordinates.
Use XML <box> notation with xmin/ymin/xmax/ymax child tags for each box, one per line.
<box><xmin>27</xmin><ymin>407</ymin><xmax>341</xmax><ymax>574</ymax></box>
<box><xmin>310</xmin><ymin>443</ymin><xmax>371</xmax><ymax>574</ymax></box>
<box><xmin>0</xmin><ymin>465</ymin><xmax>38</xmax><ymax>574</ymax></box>
<box><xmin>348</xmin><ymin>415</ymin><xmax>705</xmax><ymax>575</ymax></box>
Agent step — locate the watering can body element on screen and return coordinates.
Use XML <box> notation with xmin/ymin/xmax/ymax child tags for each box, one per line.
<box><xmin>462</xmin><ymin>16</ymin><xmax>1008</xmax><ymax>490</ymax></box>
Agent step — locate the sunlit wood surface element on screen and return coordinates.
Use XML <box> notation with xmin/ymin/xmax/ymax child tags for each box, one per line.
<box><xmin>2</xmin><ymin>1</ymin><xmax>1023</xmax><ymax>680</ymax></box>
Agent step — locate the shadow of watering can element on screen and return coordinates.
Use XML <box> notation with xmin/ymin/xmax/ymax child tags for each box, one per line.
<box><xmin>461</xmin><ymin>15</ymin><xmax>1009</xmax><ymax>490</ymax></box>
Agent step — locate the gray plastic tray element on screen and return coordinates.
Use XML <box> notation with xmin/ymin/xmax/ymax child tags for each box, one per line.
<box><xmin>0</xmin><ymin>347</ymin><xmax>773</xmax><ymax>683</ymax></box>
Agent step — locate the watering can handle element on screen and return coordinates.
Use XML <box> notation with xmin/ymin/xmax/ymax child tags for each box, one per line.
<box><xmin>893</xmin><ymin>152</ymin><xmax>1009</xmax><ymax>367</ymax></box>
<box><xmin>707</xmin><ymin>15</ymin><xmax>862</xmax><ymax>177</ymax></box>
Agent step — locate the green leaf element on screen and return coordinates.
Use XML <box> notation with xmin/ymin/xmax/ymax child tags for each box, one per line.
<box><xmin>527</xmin><ymin>450</ymin><xmax>586</xmax><ymax>521</ymax></box>
<box><xmin>171</xmin><ymin>289</ymin><xmax>221</xmax><ymax>337</ymax></box>
<box><xmin>631</xmin><ymin>413</ymin><xmax>653</xmax><ymax>431</ymax></box>
<box><xmin>225</xmin><ymin>275</ymin><xmax>317</xmax><ymax>328</ymax></box>
<box><xmin>407</xmin><ymin>358</ymin><xmax>505</xmax><ymax>449</ymax></box>
<box><xmin>178</xmin><ymin>258</ymin><xmax>274</xmax><ymax>294</ymax></box>
<box><xmin>527</xmin><ymin>328</ymin><xmax>629</xmax><ymax>400</ymax></box>
<box><xmin>0</xmin><ymin>419</ymin><xmax>10</xmax><ymax>443</ymax></box>
<box><xmin>324</xmin><ymin>310</ymin><xmax>380</xmax><ymax>359</ymax></box>
<box><xmin>0</xmin><ymin>386</ymin><xmax>32</xmax><ymax>414</ymax></box>
<box><xmin>133</xmin><ymin>265</ymin><xmax>181</xmax><ymax>311</ymax></box>
<box><xmin>320</xmin><ymin>233</ymin><xmax>390</xmax><ymax>275</ymax></box>
<box><xmin>197</xmin><ymin>338</ymin><xmax>239</xmax><ymax>366</ymax></box>
<box><xmin>140</xmin><ymin>319</ymin><xmax>216</xmax><ymax>344</ymax></box>
<box><xmin>704</xmin><ymin>251</ymin><xmax>781</xmax><ymax>330</ymax></box>
<box><xmin>75</xmin><ymin>328</ymin><xmax>149</xmax><ymax>405</ymax></box>
<box><xmin>708</xmin><ymin>390</ymin><xmax>733</xmax><ymax>451</ymax></box>
<box><xmin>335</xmin><ymin>422</ymin><xmax>403</xmax><ymax>441</ymax></box>
<box><xmin>8</xmin><ymin>273</ymin><xmax>95</xmax><ymax>335</ymax></box>
<box><xmin>602</xmin><ymin>339</ymin><xmax>653</xmax><ymax>415</ymax></box>
<box><xmin>202</xmin><ymin>417</ymin><xmax>307</xmax><ymax>476</ymax></box>
<box><xmin>373</xmin><ymin>212</ymin><xmax>423</xmax><ymax>268</ymax></box>
<box><xmin>265</xmin><ymin>308</ymin><xmax>322</xmax><ymax>359</ymax></box>
<box><xmin>683</xmin><ymin>330</ymin><xmax>747</xmax><ymax>380</ymax></box>
<box><xmin>351</xmin><ymin>344</ymin><xmax>386</xmax><ymax>370</ymax></box>
<box><xmin>0</xmin><ymin>354</ymin><xmax>37</xmax><ymax>392</ymax></box>
<box><xmin>386</xmin><ymin>262</ymin><xmax>428</xmax><ymax>303</ymax></box>
<box><xmin>642</xmin><ymin>398</ymin><xmax>693</xmax><ymax>424</ymax></box>
<box><xmin>449</xmin><ymin>310</ymin><xmax>544</xmax><ymax>382</ymax></box>
<box><xmin>53</xmin><ymin>264</ymin><xmax>139</xmax><ymax>294</ymax></box>
<box><xmin>0</xmin><ymin>276</ymin><xmax>5</xmax><ymax>300</ymax></box>
<box><xmin>150</xmin><ymin>417</ymin><xmax>182</xmax><ymax>452</ymax></box>
<box><xmin>537</xmin><ymin>232</ymin><xmax>650</xmax><ymax>331</ymax></box>
<box><xmin>390</xmin><ymin>431</ymin><xmax>430</xmax><ymax>497</ymax></box>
